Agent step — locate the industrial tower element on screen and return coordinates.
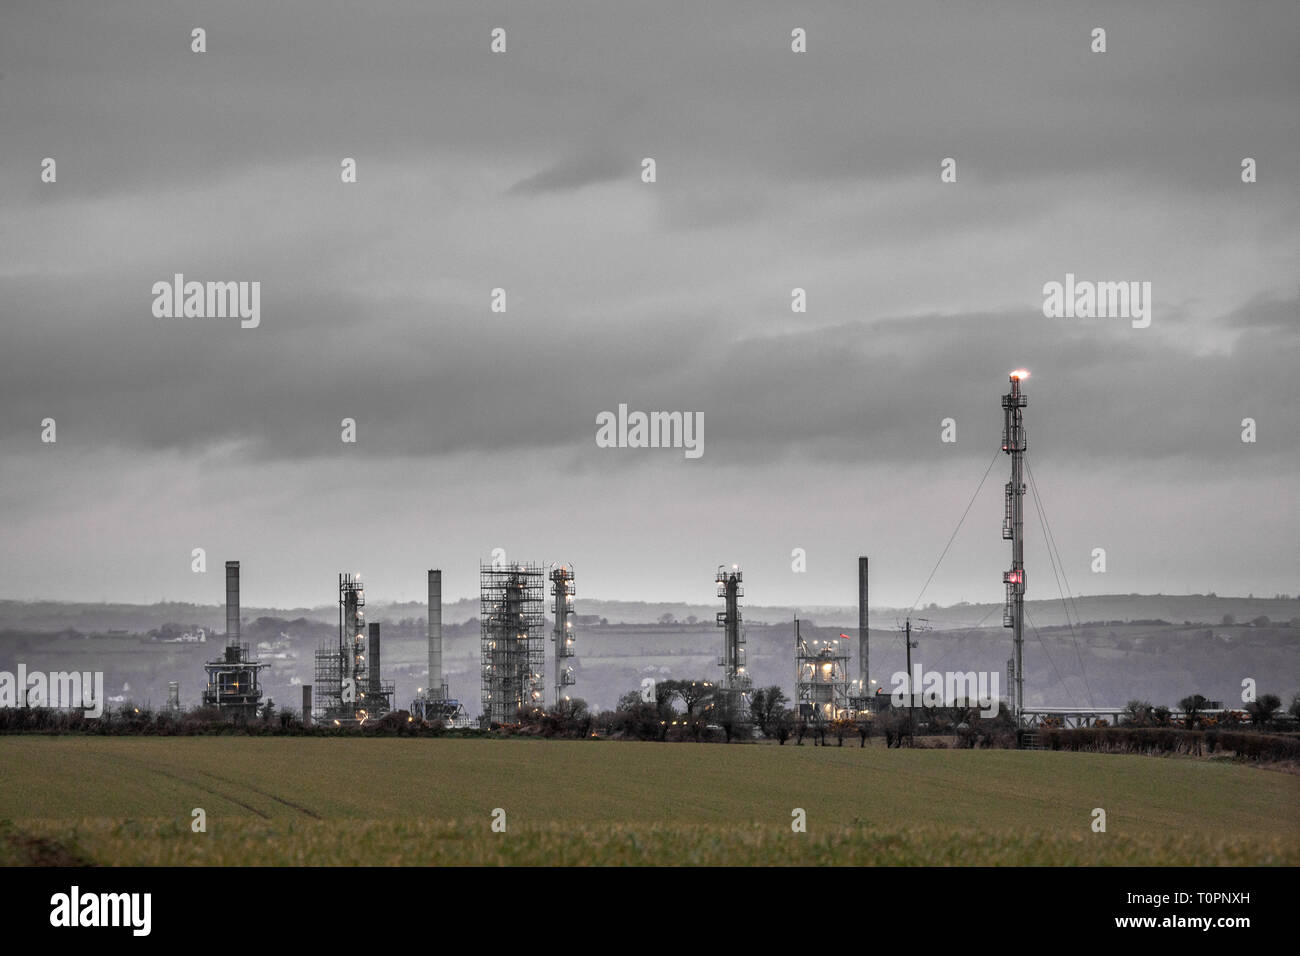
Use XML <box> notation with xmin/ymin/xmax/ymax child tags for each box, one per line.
<box><xmin>1001</xmin><ymin>371</ymin><xmax>1028</xmax><ymax>721</ymax></box>
<box><xmin>848</xmin><ymin>556</ymin><xmax>873</xmax><ymax>712</ymax></box>
<box><xmin>549</xmin><ymin>564</ymin><xmax>576</xmax><ymax>706</ymax></box>
<box><xmin>858</xmin><ymin>556</ymin><xmax>869</xmax><ymax>700</ymax></box>
<box><xmin>427</xmin><ymin>570</ymin><xmax>446</xmax><ymax>701</ymax></box>
<box><xmin>365</xmin><ymin>621</ymin><xmax>394</xmax><ymax>718</ymax></box>
<box><xmin>412</xmin><ymin>569</ymin><xmax>466</xmax><ymax>724</ymax></box>
<box><xmin>201</xmin><ymin>561</ymin><xmax>266</xmax><ymax>717</ymax></box>
<box><xmin>480</xmin><ymin>563</ymin><xmax>545</xmax><ymax>725</ymax></box>
<box><xmin>715</xmin><ymin>565</ymin><xmax>752</xmax><ymax>719</ymax></box>
<box><xmin>794</xmin><ymin>619</ymin><xmax>850</xmax><ymax>722</ymax></box>
<box><xmin>313</xmin><ymin>572</ymin><xmax>391</xmax><ymax>723</ymax></box>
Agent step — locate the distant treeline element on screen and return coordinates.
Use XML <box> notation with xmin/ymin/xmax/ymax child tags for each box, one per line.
<box><xmin>1039</xmin><ymin>726</ymin><xmax>1300</xmax><ymax>763</ymax></box>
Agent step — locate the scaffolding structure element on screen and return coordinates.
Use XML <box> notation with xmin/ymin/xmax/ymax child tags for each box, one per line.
<box><xmin>715</xmin><ymin>564</ymin><xmax>752</xmax><ymax>720</ymax></box>
<box><xmin>480</xmin><ymin>563</ymin><xmax>545</xmax><ymax>726</ymax></box>
<box><xmin>550</xmin><ymin>563</ymin><xmax>576</xmax><ymax>706</ymax></box>
<box><xmin>312</xmin><ymin>644</ymin><xmax>344</xmax><ymax>719</ymax></box>
<box><xmin>794</xmin><ymin>619</ymin><xmax>850</xmax><ymax>722</ymax></box>
<box><xmin>201</xmin><ymin>561</ymin><xmax>266</xmax><ymax>718</ymax></box>
<box><xmin>1001</xmin><ymin>371</ymin><xmax>1028</xmax><ymax>722</ymax></box>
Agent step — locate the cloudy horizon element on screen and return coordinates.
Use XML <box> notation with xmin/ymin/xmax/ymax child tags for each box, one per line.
<box><xmin>2</xmin><ymin>1</ymin><xmax>1297</xmax><ymax>610</ymax></box>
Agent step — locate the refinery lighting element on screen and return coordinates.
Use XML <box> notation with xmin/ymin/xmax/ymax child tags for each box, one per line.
<box><xmin>1010</xmin><ymin>369</ymin><xmax>1030</xmax><ymax>380</ymax></box>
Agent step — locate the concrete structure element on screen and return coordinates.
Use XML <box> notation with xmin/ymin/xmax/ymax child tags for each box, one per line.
<box><xmin>411</xmin><ymin>569</ymin><xmax>467</xmax><ymax>724</ymax></box>
<box><xmin>225</xmin><ymin>560</ymin><xmax>240</xmax><ymax>644</ymax></box>
<box><xmin>849</xmin><ymin>556</ymin><xmax>877</xmax><ymax>712</ymax></box>
<box><xmin>428</xmin><ymin>570</ymin><xmax>444</xmax><ymax>700</ymax></box>
<box><xmin>363</xmin><ymin>622</ymin><xmax>393</xmax><ymax>718</ymax></box>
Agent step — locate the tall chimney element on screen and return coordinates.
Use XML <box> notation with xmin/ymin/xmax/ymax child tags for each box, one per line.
<box><xmin>225</xmin><ymin>561</ymin><xmax>240</xmax><ymax>646</ymax></box>
<box><xmin>368</xmin><ymin>622</ymin><xmax>381</xmax><ymax>697</ymax></box>
<box><xmin>302</xmin><ymin>685</ymin><xmax>312</xmax><ymax>726</ymax></box>
<box><xmin>858</xmin><ymin>557</ymin><xmax>869</xmax><ymax>696</ymax></box>
<box><xmin>428</xmin><ymin>569</ymin><xmax>443</xmax><ymax>699</ymax></box>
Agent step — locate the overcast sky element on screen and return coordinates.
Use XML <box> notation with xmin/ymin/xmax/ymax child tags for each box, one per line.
<box><xmin>1</xmin><ymin>1</ymin><xmax>1296</xmax><ymax>610</ymax></box>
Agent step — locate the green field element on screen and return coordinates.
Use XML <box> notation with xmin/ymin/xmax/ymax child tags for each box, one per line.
<box><xmin>1</xmin><ymin>737</ymin><xmax>1295</xmax><ymax>865</ymax></box>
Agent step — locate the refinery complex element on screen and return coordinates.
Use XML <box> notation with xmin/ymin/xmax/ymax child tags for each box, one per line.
<box><xmin>197</xmin><ymin>372</ymin><xmax>1059</xmax><ymax>732</ymax></box>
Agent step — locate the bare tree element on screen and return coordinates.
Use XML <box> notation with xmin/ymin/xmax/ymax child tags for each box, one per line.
<box><xmin>749</xmin><ymin>685</ymin><xmax>788</xmax><ymax>738</ymax></box>
<box><xmin>1247</xmin><ymin>693</ymin><xmax>1281</xmax><ymax>726</ymax></box>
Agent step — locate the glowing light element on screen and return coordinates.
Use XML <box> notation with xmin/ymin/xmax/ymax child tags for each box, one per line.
<box><xmin>1010</xmin><ymin>369</ymin><xmax>1030</xmax><ymax>381</ymax></box>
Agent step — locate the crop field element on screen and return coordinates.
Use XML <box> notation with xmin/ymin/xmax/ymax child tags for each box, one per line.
<box><xmin>1</xmin><ymin>737</ymin><xmax>1296</xmax><ymax>865</ymax></box>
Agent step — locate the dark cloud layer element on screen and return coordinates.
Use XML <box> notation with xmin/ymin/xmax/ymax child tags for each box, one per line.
<box><xmin>0</xmin><ymin>0</ymin><xmax>1296</xmax><ymax>605</ymax></box>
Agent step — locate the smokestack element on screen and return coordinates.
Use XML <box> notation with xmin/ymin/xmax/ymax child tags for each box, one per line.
<box><xmin>428</xmin><ymin>569</ymin><xmax>443</xmax><ymax>699</ymax></box>
<box><xmin>858</xmin><ymin>557</ymin><xmax>869</xmax><ymax>694</ymax></box>
<box><xmin>302</xmin><ymin>685</ymin><xmax>312</xmax><ymax>726</ymax></box>
<box><xmin>369</xmin><ymin>622</ymin><xmax>381</xmax><ymax>697</ymax></box>
<box><xmin>225</xmin><ymin>561</ymin><xmax>240</xmax><ymax>646</ymax></box>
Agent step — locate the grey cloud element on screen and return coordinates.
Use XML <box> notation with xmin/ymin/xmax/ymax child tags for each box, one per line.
<box><xmin>508</xmin><ymin>150</ymin><xmax>625</xmax><ymax>194</ymax></box>
<box><xmin>3</xmin><ymin>1</ymin><xmax>1296</xmax><ymax>203</ymax></box>
<box><xmin>3</xmin><ymin>279</ymin><xmax>1295</xmax><ymax>468</ymax></box>
<box><xmin>0</xmin><ymin>0</ymin><xmax>1296</xmax><ymax>608</ymax></box>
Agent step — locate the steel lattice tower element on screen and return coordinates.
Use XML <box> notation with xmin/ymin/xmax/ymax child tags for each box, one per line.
<box><xmin>1001</xmin><ymin>371</ymin><xmax>1028</xmax><ymax>721</ymax></box>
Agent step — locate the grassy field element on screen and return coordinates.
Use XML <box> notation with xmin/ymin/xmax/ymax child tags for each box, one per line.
<box><xmin>1</xmin><ymin>737</ymin><xmax>1296</xmax><ymax>865</ymax></box>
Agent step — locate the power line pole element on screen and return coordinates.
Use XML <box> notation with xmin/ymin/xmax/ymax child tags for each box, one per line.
<box><xmin>904</xmin><ymin>618</ymin><xmax>918</xmax><ymax>746</ymax></box>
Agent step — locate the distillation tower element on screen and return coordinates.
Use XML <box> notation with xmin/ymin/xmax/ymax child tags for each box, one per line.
<box><xmin>715</xmin><ymin>565</ymin><xmax>752</xmax><ymax>719</ymax></box>
<box><xmin>549</xmin><ymin>564</ymin><xmax>576</xmax><ymax>706</ymax></box>
<box><xmin>313</xmin><ymin>572</ymin><xmax>390</xmax><ymax>723</ymax></box>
